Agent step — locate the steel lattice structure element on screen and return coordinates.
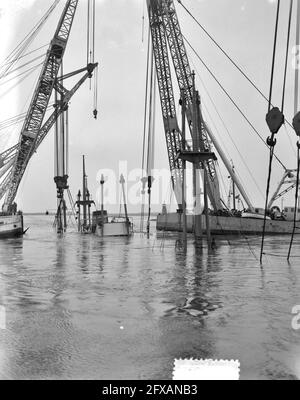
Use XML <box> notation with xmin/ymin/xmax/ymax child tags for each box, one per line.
<box><xmin>147</xmin><ymin>0</ymin><xmax>221</xmax><ymax>209</ymax></box>
<box><xmin>1</xmin><ymin>0</ymin><xmax>79</xmax><ymax>211</ymax></box>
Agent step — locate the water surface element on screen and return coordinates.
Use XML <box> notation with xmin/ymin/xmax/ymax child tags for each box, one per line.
<box><xmin>0</xmin><ymin>216</ymin><xmax>300</xmax><ymax>380</ymax></box>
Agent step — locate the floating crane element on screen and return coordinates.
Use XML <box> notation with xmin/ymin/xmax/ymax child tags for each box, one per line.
<box><xmin>146</xmin><ymin>0</ymin><xmax>253</xmax><ymax>214</ymax></box>
<box><xmin>0</xmin><ymin>0</ymin><xmax>98</xmax><ymax>219</ymax></box>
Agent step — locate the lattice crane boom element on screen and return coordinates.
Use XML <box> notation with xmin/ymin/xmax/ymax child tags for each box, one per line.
<box><xmin>1</xmin><ymin>0</ymin><xmax>79</xmax><ymax>211</ymax></box>
<box><xmin>147</xmin><ymin>0</ymin><xmax>183</xmax><ymax>204</ymax></box>
<box><xmin>147</xmin><ymin>0</ymin><xmax>222</xmax><ymax>210</ymax></box>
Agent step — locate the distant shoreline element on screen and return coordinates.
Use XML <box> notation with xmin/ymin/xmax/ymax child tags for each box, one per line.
<box><xmin>23</xmin><ymin>213</ymin><xmax>158</xmax><ymax>217</ymax></box>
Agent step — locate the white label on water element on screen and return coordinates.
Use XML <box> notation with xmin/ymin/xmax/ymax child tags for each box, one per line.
<box><xmin>173</xmin><ymin>359</ymin><xmax>240</xmax><ymax>380</ymax></box>
<box><xmin>0</xmin><ymin>305</ymin><xmax>6</xmax><ymax>330</ymax></box>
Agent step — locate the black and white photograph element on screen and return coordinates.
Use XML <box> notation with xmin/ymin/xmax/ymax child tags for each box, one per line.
<box><xmin>0</xmin><ymin>0</ymin><xmax>300</xmax><ymax>382</ymax></box>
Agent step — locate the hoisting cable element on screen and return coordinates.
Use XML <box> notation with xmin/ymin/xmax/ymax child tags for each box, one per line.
<box><xmin>93</xmin><ymin>65</ymin><xmax>98</xmax><ymax>119</ymax></box>
<box><xmin>140</xmin><ymin>27</ymin><xmax>151</xmax><ymax>233</ymax></box>
<box><xmin>260</xmin><ymin>0</ymin><xmax>293</xmax><ymax>264</ymax></box>
<box><xmin>142</xmin><ymin>1</ymin><xmax>146</xmax><ymax>43</ymax></box>
<box><xmin>288</xmin><ymin>0</ymin><xmax>300</xmax><ymax>261</ymax></box>
<box><xmin>287</xmin><ymin>141</ymin><xmax>300</xmax><ymax>260</ymax></box>
<box><xmin>146</xmin><ymin>49</ymin><xmax>156</xmax><ymax>238</ymax></box>
<box><xmin>281</xmin><ymin>0</ymin><xmax>294</xmax><ymax>112</ymax></box>
<box><xmin>87</xmin><ymin>0</ymin><xmax>98</xmax><ymax>117</ymax></box>
<box><xmin>93</xmin><ymin>0</ymin><xmax>96</xmax><ymax>64</ymax></box>
<box><xmin>87</xmin><ymin>0</ymin><xmax>91</xmax><ymax>65</ymax></box>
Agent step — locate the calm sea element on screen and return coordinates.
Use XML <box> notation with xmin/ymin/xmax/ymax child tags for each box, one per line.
<box><xmin>0</xmin><ymin>215</ymin><xmax>300</xmax><ymax>380</ymax></box>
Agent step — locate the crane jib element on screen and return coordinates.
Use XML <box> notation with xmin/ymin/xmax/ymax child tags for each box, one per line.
<box><xmin>2</xmin><ymin>0</ymin><xmax>79</xmax><ymax>210</ymax></box>
<box><xmin>147</xmin><ymin>0</ymin><xmax>222</xmax><ymax>210</ymax></box>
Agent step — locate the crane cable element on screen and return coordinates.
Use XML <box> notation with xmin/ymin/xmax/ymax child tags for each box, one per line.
<box><xmin>260</xmin><ymin>0</ymin><xmax>293</xmax><ymax>264</ymax></box>
<box><xmin>87</xmin><ymin>0</ymin><xmax>96</xmax><ymax>65</ymax></box>
<box><xmin>287</xmin><ymin>0</ymin><xmax>300</xmax><ymax>261</ymax></box>
<box><xmin>140</xmin><ymin>27</ymin><xmax>151</xmax><ymax>233</ymax></box>
<box><xmin>288</xmin><ymin>145</ymin><xmax>300</xmax><ymax>260</ymax></box>
<box><xmin>146</xmin><ymin>48</ymin><xmax>156</xmax><ymax>237</ymax></box>
<box><xmin>87</xmin><ymin>0</ymin><xmax>98</xmax><ymax>118</ymax></box>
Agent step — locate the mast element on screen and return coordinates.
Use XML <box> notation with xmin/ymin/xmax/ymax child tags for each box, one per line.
<box><xmin>82</xmin><ymin>155</ymin><xmax>87</xmax><ymax>228</ymax></box>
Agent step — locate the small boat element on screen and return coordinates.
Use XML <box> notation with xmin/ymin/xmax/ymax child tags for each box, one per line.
<box><xmin>0</xmin><ymin>212</ymin><xmax>24</xmax><ymax>239</ymax></box>
<box><xmin>95</xmin><ymin>216</ymin><xmax>132</xmax><ymax>237</ymax></box>
<box><xmin>94</xmin><ymin>174</ymin><xmax>132</xmax><ymax>238</ymax></box>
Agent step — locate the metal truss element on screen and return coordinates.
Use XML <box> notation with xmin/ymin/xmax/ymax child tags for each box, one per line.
<box><xmin>1</xmin><ymin>0</ymin><xmax>79</xmax><ymax>210</ymax></box>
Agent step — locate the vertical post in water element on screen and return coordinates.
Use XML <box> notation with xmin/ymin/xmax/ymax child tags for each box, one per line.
<box><xmin>181</xmin><ymin>89</ymin><xmax>187</xmax><ymax>249</ymax></box>
<box><xmin>232</xmin><ymin>163</ymin><xmax>236</xmax><ymax>211</ymax></box>
<box><xmin>100</xmin><ymin>174</ymin><xmax>105</xmax><ymax>237</ymax></box>
<box><xmin>82</xmin><ymin>155</ymin><xmax>87</xmax><ymax>230</ymax></box>
<box><xmin>192</xmin><ymin>73</ymin><xmax>202</xmax><ymax>246</ymax></box>
<box><xmin>203</xmin><ymin>168</ymin><xmax>212</xmax><ymax>249</ymax></box>
<box><xmin>77</xmin><ymin>190</ymin><xmax>81</xmax><ymax>232</ymax></box>
<box><xmin>120</xmin><ymin>174</ymin><xmax>130</xmax><ymax>236</ymax></box>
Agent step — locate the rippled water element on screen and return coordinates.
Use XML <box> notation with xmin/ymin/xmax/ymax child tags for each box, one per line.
<box><xmin>0</xmin><ymin>215</ymin><xmax>300</xmax><ymax>380</ymax></box>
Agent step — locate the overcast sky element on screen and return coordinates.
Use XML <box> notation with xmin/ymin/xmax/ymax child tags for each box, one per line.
<box><xmin>0</xmin><ymin>0</ymin><xmax>299</xmax><ymax>213</ymax></box>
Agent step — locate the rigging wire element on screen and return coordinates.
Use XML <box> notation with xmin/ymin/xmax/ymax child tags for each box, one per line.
<box><xmin>268</xmin><ymin>0</ymin><xmax>281</xmax><ymax>112</ymax></box>
<box><xmin>0</xmin><ymin>62</ymin><xmax>44</xmax><ymax>88</ymax></box>
<box><xmin>0</xmin><ymin>66</ymin><xmax>40</xmax><ymax>102</ymax></box>
<box><xmin>287</xmin><ymin>0</ymin><xmax>300</xmax><ymax>261</ymax></box>
<box><xmin>183</xmin><ymin>34</ymin><xmax>287</xmax><ymax>170</ymax></box>
<box><xmin>281</xmin><ymin>0</ymin><xmax>294</xmax><ymax>113</ymax></box>
<box><xmin>260</xmin><ymin>0</ymin><xmax>293</xmax><ymax>264</ymax></box>
<box><xmin>0</xmin><ymin>104</ymin><xmax>54</xmax><ymax>132</ymax></box>
<box><xmin>287</xmin><ymin>144</ymin><xmax>300</xmax><ymax>260</ymax></box>
<box><xmin>176</xmin><ymin>3</ymin><xmax>285</xmax><ymax>117</ymax></box>
<box><xmin>0</xmin><ymin>44</ymin><xmax>48</xmax><ymax>68</ymax></box>
<box><xmin>2</xmin><ymin>54</ymin><xmax>45</xmax><ymax>79</ymax></box>
<box><xmin>191</xmin><ymin>62</ymin><xmax>265</xmax><ymax>200</ymax></box>
<box><xmin>0</xmin><ymin>0</ymin><xmax>60</xmax><ymax>80</ymax></box>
